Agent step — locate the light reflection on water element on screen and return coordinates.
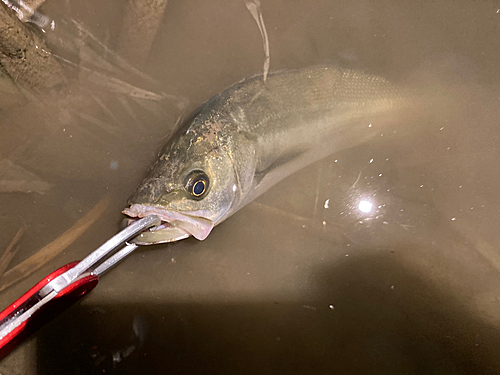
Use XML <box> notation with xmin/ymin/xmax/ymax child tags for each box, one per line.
<box><xmin>358</xmin><ymin>200</ymin><xmax>373</xmax><ymax>213</ymax></box>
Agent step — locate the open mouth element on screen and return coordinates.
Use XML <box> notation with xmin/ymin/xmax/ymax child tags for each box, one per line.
<box><xmin>122</xmin><ymin>204</ymin><xmax>215</xmax><ymax>245</ymax></box>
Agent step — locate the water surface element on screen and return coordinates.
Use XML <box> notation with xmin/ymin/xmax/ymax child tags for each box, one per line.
<box><xmin>1</xmin><ymin>0</ymin><xmax>500</xmax><ymax>373</ymax></box>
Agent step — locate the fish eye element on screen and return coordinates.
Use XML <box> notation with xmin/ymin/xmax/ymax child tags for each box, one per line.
<box><xmin>185</xmin><ymin>170</ymin><xmax>210</xmax><ymax>199</ymax></box>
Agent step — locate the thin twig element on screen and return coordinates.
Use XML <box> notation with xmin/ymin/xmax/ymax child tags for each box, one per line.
<box><xmin>85</xmin><ymin>71</ymin><xmax>165</xmax><ymax>101</ymax></box>
<box><xmin>0</xmin><ymin>226</ymin><xmax>25</xmax><ymax>277</ymax></box>
<box><xmin>0</xmin><ymin>195</ymin><xmax>110</xmax><ymax>292</ymax></box>
<box><xmin>0</xmin><ymin>159</ymin><xmax>52</xmax><ymax>194</ymax></box>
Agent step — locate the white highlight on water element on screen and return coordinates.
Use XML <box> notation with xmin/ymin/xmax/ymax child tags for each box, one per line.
<box><xmin>358</xmin><ymin>200</ymin><xmax>373</xmax><ymax>213</ymax></box>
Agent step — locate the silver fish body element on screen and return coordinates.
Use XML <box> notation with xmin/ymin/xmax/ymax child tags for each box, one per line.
<box><xmin>123</xmin><ymin>66</ymin><xmax>413</xmax><ymax>244</ymax></box>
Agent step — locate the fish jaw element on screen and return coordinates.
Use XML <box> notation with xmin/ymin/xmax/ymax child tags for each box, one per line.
<box><xmin>128</xmin><ymin>223</ymin><xmax>190</xmax><ymax>245</ymax></box>
<box><xmin>122</xmin><ymin>204</ymin><xmax>215</xmax><ymax>244</ymax></box>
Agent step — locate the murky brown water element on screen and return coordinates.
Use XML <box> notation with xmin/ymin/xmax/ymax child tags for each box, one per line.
<box><xmin>1</xmin><ymin>0</ymin><xmax>500</xmax><ymax>373</ymax></box>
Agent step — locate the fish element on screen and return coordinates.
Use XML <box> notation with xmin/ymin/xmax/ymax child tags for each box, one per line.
<box><xmin>123</xmin><ymin>65</ymin><xmax>417</xmax><ymax>244</ymax></box>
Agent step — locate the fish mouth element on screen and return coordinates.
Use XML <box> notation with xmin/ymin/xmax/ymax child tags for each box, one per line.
<box><xmin>122</xmin><ymin>204</ymin><xmax>214</xmax><ymax>245</ymax></box>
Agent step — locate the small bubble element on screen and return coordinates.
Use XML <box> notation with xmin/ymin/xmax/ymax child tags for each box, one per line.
<box><xmin>329</xmin><ymin>305</ymin><xmax>335</xmax><ymax>310</ymax></box>
<box><xmin>369</xmin><ymin>158</ymin><xmax>374</xmax><ymax>163</ymax></box>
<box><xmin>324</xmin><ymin>199</ymin><xmax>330</xmax><ymax>209</ymax></box>
<box><xmin>451</xmin><ymin>217</ymin><xmax>456</xmax><ymax>221</ymax></box>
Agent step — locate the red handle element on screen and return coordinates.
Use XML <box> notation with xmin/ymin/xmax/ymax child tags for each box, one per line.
<box><xmin>0</xmin><ymin>261</ymin><xmax>99</xmax><ymax>359</ymax></box>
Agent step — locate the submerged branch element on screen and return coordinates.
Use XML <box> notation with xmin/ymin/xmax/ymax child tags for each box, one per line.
<box><xmin>117</xmin><ymin>0</ymin><xmax>168</xmax><ymax>69</ymax></box>
<box><xmin>2</xmin><ymin>0</ymin><xmax>50</xmax><ymax>28</ymax></box>
<box><xmin>0</xmin><ymin>2</ymin><xmax>63</xmax><ymax>91</ymax></box>
<box><xmin>0</xmin><ymin>195</ymin><xmax>110</xmax><ymax>292</ymax></box>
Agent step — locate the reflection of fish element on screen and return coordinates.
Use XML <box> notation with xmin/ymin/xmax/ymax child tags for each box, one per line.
<box><xmin>123</xmin><ymin>66</ymin><xmax>414</xmax><ymax>244</ymax></box>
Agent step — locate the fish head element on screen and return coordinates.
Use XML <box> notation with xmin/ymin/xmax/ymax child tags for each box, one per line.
<box><xmin>123</xmin><ymin>117</ymin><xmax>251</xmax><ymax>244</ymax></box>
